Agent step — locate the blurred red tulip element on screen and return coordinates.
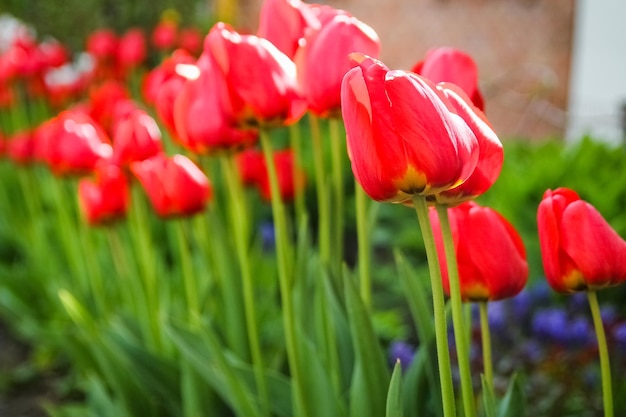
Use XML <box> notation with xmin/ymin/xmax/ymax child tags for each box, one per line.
<box><xmin>78</xmin><ymin>162</ymin><xmax>129</xmax><ymax>225</ymax></box>
<box><xmin>177</xmin><ymin>27</ymin><xmax>203</xmax><ymax>55</ymax></box>
<box><xmin>413</xmin><ymin>47</ymin><xmax>485</xmax><ymax>111</ymax></box>
<box><xmin>236</xmin><ymin>147</ymin><xmax>305</xmax><ymax>202</ymax></box>
<box><xmin>430</xmin><ymin>201</ymin><xmax>528</xmax><ymax>301</ymax></box>
<box><xmin>142</xmin><ymin>49</ymin><xmax>195</xmax><ymax>105</ymax></box>
<box><xmin>131</xmin><ymin>153</ymin><xmax>212</xmax><ymax>218</ymax></box>
<box><xmin>38</xmin><ymin>39</ymin><xmax>69</xmax><ymax>69</ymax></box>
<box><xmin>43</xmin><ymin>111</ymin><xmax>113</xmax><ymax>175</ymax></box>
<box><xmin>172</xmin><ymin>52</ymin><xmax>257</xmax><ymax>153</ymax></box>
<box><xmin>88</xmin><ymin>80</ymin><xmax>132</xmax><ymax>134</ymax></box>
<box><xmin>295</xmin><ymin>9</ymin><xmax>380</xmax><ymax>117</ymax></box>
<box><xmin>6</xmin><ymin>131</ymin><xmax>35</xmax><ymax>165</ymax></box>
<box><xmin>152</xmin><ymin>20</ymin><xmax>178</xmax><ymax>51</ymax></box>
<box><xmin>86</xmin><ymin>29</ymin><xmax>118</xmax><ymax>61</ymax></box>
<box><xmin>538</xmin><ymin>188</ymin><xmax>626</xmax><ymax>293</ymax></box>
<box><xmin>257</xmin><ymin>0</ymin><xmax>320</xmax><ymax>59</ymax></box>
<box><xmin>112</xmin><ymin>108</ymin><xmax>163</xmax><ymax>166</ymax></box>
<box><xmin>117</xmin><ymin>28</ymin><xmax>147</xmax><ymax>72</ymax></box>
<box><xmin>432</xmin><ymin>82</ymin><xmax>503</xmax><ymax>205</ymax></box>
<box><xmin>340</xmin><ymin>55</ymin><xmax>478</xmax><ymax>204</ymax></box>
<box><xmin>204</xmin><ymin>22</ymin><xmax>306</xmax><ymax>127</ymax></box>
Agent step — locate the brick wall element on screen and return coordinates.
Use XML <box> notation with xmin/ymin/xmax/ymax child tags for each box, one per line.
<box><xmin>238</xmin><ymin>0</ymin><xmax>576</xmax><ymax>140</ymax></box>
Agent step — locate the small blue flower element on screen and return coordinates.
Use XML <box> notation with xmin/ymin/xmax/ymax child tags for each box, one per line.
<box><xmin>389</xmin><ymin>341</ymin><xmax>415</xmax><ymax>371</ymax></box>
<box><xmin>259</xmin><ymin>221</ymin><xmax>275</xmax><ymax>251</ymax></box>
<box><xmin>612</xmin><ymin>322</ymin><xmax>626</xmax><ymax>351</ymax></box>
<box><xmin>566</xmin><ymin>316</ymin><xmax>594</xmax><ymax>347</ymax></box>
<box><xmin>532</xmin><ymin>308</ymin><xmax>569</xmax><ymax>344</ymax></box>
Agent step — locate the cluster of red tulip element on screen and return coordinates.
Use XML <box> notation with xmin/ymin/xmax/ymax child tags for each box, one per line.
<box><xmin>1</xmin><ymin>1</ymin><xmax>625</xmax><ymax>416</ymax></box>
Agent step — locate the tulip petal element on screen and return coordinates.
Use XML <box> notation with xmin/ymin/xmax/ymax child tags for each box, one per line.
<box><xmin>561</xmin><ymin>200</ymin><xmax>626</xmax><ymax>288</ymax></box>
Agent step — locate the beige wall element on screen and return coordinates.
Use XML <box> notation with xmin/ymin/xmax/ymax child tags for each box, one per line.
<box><xmin>237</xmin><ymin>0</ymin><xmax>575</xmax><ymax>140</ymax></box>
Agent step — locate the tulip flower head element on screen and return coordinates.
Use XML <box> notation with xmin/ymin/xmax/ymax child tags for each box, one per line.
<box><xmin>172</xmin><ymin>52</ymin><xmax>258</xmax><ymax>153</ymax></box>
<box><xmin>431</xmin><ymin>82</ymin><xmax>503</xmax><ymax>205</ymax></box>
<box><xmin>43</xmin><ymin>111</ymin><xmax>113</xmax><ymax>176</ymax></box>
<box><xmin>112</xmin><ymin>108</ymin><xmax>163</xmax><ymax>166</ymax></box>
<box><xmin>236</xmin><ymin>147</ymin><xmax>305</xmax><ymax>202</ymax></box>
<box><xmin>204</xmin><ymin>22</ymin><xmax>307</xmax><ymax>127</ymax></box>
<box><xmin>257</xmin><ymin>0</ymin><xmax>320</xmax><ymax>59</ymax></box>
<box><xmin>413</xmin><ymin>47</ymin><xmax>485</xmax><ymax>111</ymax></box>
<box><xmin>295</xmin><ymin>9</ymin><xmax>380</xmax><ymax>117</ymax></box>
<box><xmin>78</xmin><ymin>163</ymin><xmax>129</xmax><ymax>225</ymax></box>
<box><xmin>538</xmin><ymin>188</ymin><xmax>626</xmax><ymax>293</ymax></box>
<box><xmin>131</xmin><ymin>153</ymin><xmax>212</xmax><ymax>218</ymax></box>
<box><xmin>341</xmin><ymin>55</ymin><xmax>479</xmax><ymax>204</ymax></box>
<box><xmin>430</xmin><ymin>201</ymin><xmax>528</xmax><ymax>302</ymax></box>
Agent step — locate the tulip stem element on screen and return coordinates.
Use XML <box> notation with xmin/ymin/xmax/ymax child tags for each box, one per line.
<box><xmin>355</xmin><ymin>182</ymin><xmax>372</xmax><ymax>308</ymax></box>
<box><xmin>329</xmin><ymin>118</ymin><xmax>345</xmax><ymax>272</ymax></box>
<box><xmin>412</xmin><ymin>196</ymin><xmax>456</xmax><ymax>417</ymax></box>
<box><xmin>221</xmin><ymin>155</ymin><xmax>270</xmax><ymax>417</ymax></box>
<box><xmin>260</xmin><ymin>130</ymin><xmax>309</xmax><ymax>417</ymax></box>
<box><xmin>588</xmin><ymin>290</ymin><xmax>613</xmax><ymax>417</ymax></box>
<box><xmin>129</xmin><ymin>185</ymin><xmax>163</xmax><ymax>352</ymax></box>
<box><xmin>309</xmin><ymin>114</ymin><xmax>331</xmax><ymax>267</ymax></box>
<box><xmin>478</xmin><ymin>301</ymin><xmax>494</xmax><ymax>390</ymax></box>
<box><xmin>436</xmin><ymin>205</ymin><xmax>476</xmax><ymax>417</ymax></box>
<box><xmin>289</xmin><ymin>122</ymin><xmax>307</xmax><ymax>227</ymax></box>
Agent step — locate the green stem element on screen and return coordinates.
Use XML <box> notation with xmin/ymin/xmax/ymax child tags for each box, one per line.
<box><xmin>329</xmin><ymin>118</ymin><xmax>344</xmax><ymax>272</ymax></box>
<box><xmin>289</xmin><ymin>122</ymin><xmax>306</xmax><ymax>227</ymax></box>
<box><xmin>355</xmin><ymin>182</ymin><xmax>372</xmax><ymax>308</ymax></box>
<box><xmin>436</xmin><ymin>205</ymin><xmax>476</xmax><ymax>417</ymax></box>
<box><xmin>588</xmin><ymin>290</ymin><xmax>613</xmax><ymax>417</ymax></box>
<box><xmin>105</xmin><ymin>226</ymin><xmax>140</xmax><ymax>317</ymax></box>
<box><xmin>309</xmin><ymin>115</ymin><xmax>331</xmax><ymax>266</ymax></box>
<box><xmin>478</xmin><ymin>302</ymin><xmax>493</xmax><ymax>390</ymax></box>
<box><xmin>221</xmin><ymin>155</ymin><xmax>269</xmax><ymax>417</ymax></box>
<box><xmin>129</xmin><ymin>185</ymin><xmax>162</xmax><ymax>352</ymax></box>
<box><xmin>412</xmin><ymin>196</ymin><xmax>456</xmax><ymax>417</ymax></box>
<box><xmin>174</xmin><ymin>219</ymin><xmax>199</xmax><ymax>324</ymax></box>
<box><xmin>260</xmin><ymin>130</ymin><xmax>309</xmax><ymax>417</ymax></box>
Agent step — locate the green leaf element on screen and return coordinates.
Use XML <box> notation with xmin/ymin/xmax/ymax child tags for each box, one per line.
<box><xmin>165</xmin><ymin>321</ymin><xmax>262</xmax><ymax>417</ymax></box>
<box><xmin>401</xmin><ymin>339</ymin><xmax>441</xmax><ymax>417</ymax></box>
<box><xmin>344</xmin><ymin>267</ymin><xmax>390</xmax><ymax>417</ymax></box>
<box><xmin>386</xmin><ymin>360</ymin><xmax>403</xmax><ymax>417</ymax></box>
<box><xmin>395</xmin><ymin>251</ymin><xmax>442</xmax><ymax>417</ymax></box>
<box><xmin>497</xmin><ymin>374</ymin><xmax>526</xmax><ymax>417</ymax></box>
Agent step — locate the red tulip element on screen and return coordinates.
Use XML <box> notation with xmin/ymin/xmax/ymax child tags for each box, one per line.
<box><xmin>340</xmin><ymin>55</ymin><xmax>478</xmax><ymax>204</ymax></box>
<box><xmin>204</xmin><ymin>22</ymin><xmax>307</xmax><ymax>127</ymax></box>
<box><xmin>236</xmin><ymin>148</ymin><xmax>305</xmax><ymax>202</ymax></box>
<box><xmin>112</xmin><ymin>108</ymin><xmax>163</xmax><ymax>166</ymax></box>
<box><xmin>78</xmin><ymin>163</ymin><xmax>129</xmax><ymax>225</ymax></box>
<box><xmin>86</xmin><ymin>29</ymin><xmax>118</xmax><ymax>61</ymax></box>
<box><xmin>88</xmin><ymin>81</ymin><xmax>132</xmax><ymax>135</ymax></box>
<box><xmin>257</xmin><ymin>0</ymin><xmax>320</xmax><ymax>59</ymax></box>
<box><xmin>152</xmin><ymin>20</ymin><xmax>178</xmax><ymax>51</ymax></box>
<box><xmin>538</xmin><ymin>188</ymin><xmax>626</xmax><ymax>293</ymax></box>
<box><xmin>117</xmin><ymin>28</ymin><xmax>147</xmax><ymax>72</ymax></box>
<box><xmin>44</xmin><ymin>111</ymin><xmax>113</xmax><ymax>175</ymax></box>
<box><xmin>295</xmin><ymin>9</ymin><xmax>380</xmax><ymax>117</ymax></box>
<box><xmin>178</xmin><ymin>27</ymin><xmax>203</xmax><ymax>55</ymax></box>
<box><xmin>142</xmin><ymin>49</ymin><xmax>195</xmax><ymax>105</ymax></box>
<box><xmin>38</xmin><ymin>39</ymin><xmax>69</xmax><ymax>69</ymax></box>
<box><xmin>432</xmin><ymin>82</ymin><xmax>503</xmax><ymax>205</ymax></box>
<box><xmin>6</xmin><ymin>131</ymin><xmax>35</xmax><ymax>165</ymax></box>
<box><xmin>430</xmin><ymin>201</ymin><xmax>528</xmax><ymax>301</ymax></box>
<box><xmin>131</xmin><ymin>153</ymin><xmax>212</xmax><ymax>217</ymax></box>
<box><xmin>172</xmin><ymin>52</ymin><xmax>257</xmax><ymax>153</ymax></box>
<box><xmin>413</xmin><ymin>47</ymin><xmax>485</xmax><ymax>111</ymax></box>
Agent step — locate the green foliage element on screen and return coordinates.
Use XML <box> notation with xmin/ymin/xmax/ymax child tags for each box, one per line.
<box><xmin>1</xmin><ymin>0</ymin><xmax>211</xmax><ymax>53</ymax></box>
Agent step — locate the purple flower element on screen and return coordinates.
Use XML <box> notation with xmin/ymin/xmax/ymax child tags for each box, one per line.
<box><xmin>389</xmin><ymin>341</ymin><xmax>415</xmax><ymax>371</ymax></box>
<box><xmin>613</xmin><ymin>323</ymin><xmax>626</xmax><ymax>351</ymax></box>
<box><xmin>532</xmin><ymin>308</ymin><xmax>569</xmax><ymax>344</ymax></box>
<box><xmin>566</xmin><ymin>316</ymin><xmax>594</xmax><ymax>347</ymax></box>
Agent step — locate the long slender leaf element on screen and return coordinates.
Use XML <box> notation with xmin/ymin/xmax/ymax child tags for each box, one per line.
<box><xmin>481</xmin><ymin>375</ymin><xmax>497</xmax><ymax>417</ymax></box>
<box><xmin>386</xmin><ymin>360</ymin><xmax>404</xmax><ymax>417</ymax></box>
<box><xmin>497</xmin><ymin>374</ymin><xmax>526</xmax><ymax>417</ymax></box>
<box><xmin>344</xmin><ymin>267</ymin><xmax>390</xmax><ymax>417</ymax></box>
